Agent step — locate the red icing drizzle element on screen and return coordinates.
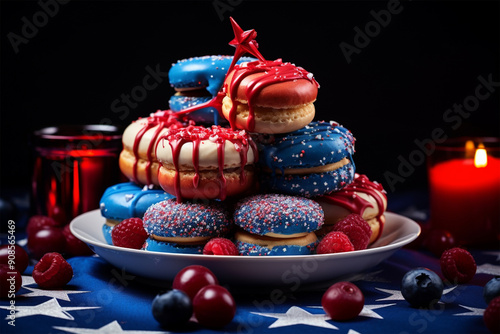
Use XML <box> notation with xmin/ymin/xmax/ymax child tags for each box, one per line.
<box><xmin>226</xmin><ymin>59</ymin><xmax>319</xmax><ymax>131</ymax></box>
<box><xmin>322</xmin><ymin>174</ymin><xmax>387</xmax><ymax>239</ymax></box>
<box><xmin>159</xmin><ymin>125</ymin><xmax>257</xmax><ymax>202</ymax></box>
<box><xmin>131</xmin><ymin>110</ymin><xmax>186</xmax><ymax>185</ymax></box>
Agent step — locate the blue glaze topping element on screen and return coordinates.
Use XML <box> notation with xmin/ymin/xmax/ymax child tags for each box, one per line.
<box><xmin>233</xmin><ymin>194</ymin><xmax>324</xmax><ymax>236</ymax></box>
<box><xmin>143</xmin><ymin>199</ymin><xmax>232</xmax><ymax>238</ymax></box>
<box><xmin>169</xmin><ymin>94</ymin><xmax>224</xmax><ymax>124</ymax></box>
<box><xmin>169</xmin><ymin>55</ymin><xmax>256</xmax><ymax>95</ymax></box>
<box><xmin>168</xmin><ymin>55</ymin><xmax>255</xmax><ymax>124</ymax></box>
<box><xmin>142</xmin><ymin>238</ymin><xmax>203</xmax><ymax>254</ymax></box>
<box><xmin>102</xmin><ymin>224</ymin><xmax>114</xmax><ymax>245</ymax></box>
<box><xmin>99</xmin><ymin>182</ymin><xmax>175</xmax><ymax>221</ymax></box>
<box><xmin>236</xmin><ymin>240</ymin><xmax>318</xmax><ymax>256</ymax></box>
<box><xmin>261</xmin><ymin>162</ymin><xmax>356</xmax><ymax>198</ymax></box>
<box><xmin>259</xmin><ymin>121</ymin><xmax>355</xmax><ymax>172</ymax></box>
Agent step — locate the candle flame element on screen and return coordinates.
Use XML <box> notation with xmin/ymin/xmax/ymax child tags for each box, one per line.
<box><xmin>465</xmin><ymin>140</ymin><xmax>475</xmax><ymax>159</ymax></box>
<box><xmin>474</xmin><ymin>144</ymin><xmax>488</xmax><ymax>168</ymax></box>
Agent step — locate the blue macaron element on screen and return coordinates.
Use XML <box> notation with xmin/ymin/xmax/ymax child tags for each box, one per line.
<box><xmin>233</xmin><ymin>194</ymin><xmax>324</xmax><ymax>256</ymax></box>
<box><xmin>99</xmin><ymin>182</ymin><xmax>175</xmax><ymax>244</ymax></box>
<box><xmin>142</xmin><ymin>199</ymin><xmax>232</xmax><ymax>254</ymax></box>
<box><xmin>258</xmin><ymin>121</ymin><xmax>356</xmax><ymax>197</ymax></box>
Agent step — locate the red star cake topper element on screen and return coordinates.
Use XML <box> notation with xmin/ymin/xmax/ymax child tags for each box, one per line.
<box><xmin>228</xmin><ymin>17</ymin><xmax>266</xmax><ymax>68</ymax></box>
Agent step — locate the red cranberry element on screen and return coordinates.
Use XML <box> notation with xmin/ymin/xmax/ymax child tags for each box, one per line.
<box><xmin>0</xmin><ymin>264</ymin><xmax>22</xmax><ymax>298</ymax></box>
<box><xmin>193</xmin><ymin>285</ymin><xmax>236</xmax><ymax>328</ymax></box>
<box><xmin>424</xmin><ymin>228</ymin><xmax>457</xmax><ymax>257</ymax></box>
<box><xmin>322</xmin><ymin>281</ymin><xmax>364</xmax><ymax>321</ymax></box>
<box><xmin>0</xmin><ymin>244</ymin><xmax>29</xmax><ymax>274</ymax></box>
<box><xmin>26</xmin><ymin>215</ymin><xmax>61</xmax><ymax>237</ymax></box>
<box><xmin>62</xmin><ymin>225</ymin><xmax>93</xmax><ymax>257</ymax></box>
<box><xmin>172</xmin><ymin>265</ymin><xmax>219</xmax><ymax>300</ymax></box>
<box><xmin>28</xmin><ymin>227</ymin><xmax>66</xmax><ymax>259</ymax></box>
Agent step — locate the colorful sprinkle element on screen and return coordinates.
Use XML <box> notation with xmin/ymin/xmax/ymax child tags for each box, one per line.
<box><xmin>233</xmin><ymin>194</ymin><xmax>324</xmax><ymax>236</ymax></box>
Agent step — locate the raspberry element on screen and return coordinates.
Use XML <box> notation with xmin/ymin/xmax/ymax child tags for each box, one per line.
<box><xmin>332</xmin><ymin>214</ymin><xmax>372</xmax><ymax>250</ymax></box>
<box><xmin>484</xmin><ymin>296</ymin><xmax>500</xmax><ymax>333</ymax></box>
<box><xmin>317</xmin><ymin>231</ymin><xmax>354</xmax><ymax>254</ymax></box>
<box><xmin>33</xmin><ymin>252</ymin><xmax>73</xmax><ymax>289</ymax></box>
<box><xmin>440</xmin><ymin>247</ymin><xmax>476</xmax><ymax>284</ymax></box>
<box><xmin>111</xmin><ymin>218</ymin><xmax>148</xmax><ymax>249</ymax></box>
<box><xmin>203</xmin><ymin>238</ymin><xmax>239</xmax><ymax>255</ymax></box>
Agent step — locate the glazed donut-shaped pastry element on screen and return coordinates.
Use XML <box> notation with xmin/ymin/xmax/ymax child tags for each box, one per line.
<box><xmin>119</xmin><ymin>110</ymin><xmax>186</xmax><ymax>186</ymax></box>
<box><xmin>142</xmin><ymin>199</ymin><xmax>232</xmax><ymax>254</ymax></box>
<box><xmin>99</xmin><ymin>182</ymin><xmax>175</xmax><ymax>244</ymax></box>
<box><xmin>315</xmin><ymin>173</ymin><xmax>388</xmax><ymax>244</ymax></box>
<box><xmin>233</xmin><ymin>194</ymin><xmax>324</xmax><ymax>256</ymax></box>
<box><xmin>221</xmin><ymin>59</ymin><xmax>319</xmax><ymax>134</ymax></box>
<box><xmin>156</xmin><ymin>125</ymin><xmax>257</xmax><ymax>201</ymax></box>
<box><xmin>258</xmin><ymin>120</ymin><xmax>356</xmax><ymax>197</ymax></box>
<box><xmin>169</xmin><ymin>55</ymin><xmax>256</xmax><ymax>125</ymax></box>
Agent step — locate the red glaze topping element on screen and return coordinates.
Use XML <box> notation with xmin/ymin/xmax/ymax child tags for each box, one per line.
<box><xmin>158</xmin><ymin>125</ymin><xmax>257</xmax><ymax>202</ymax></box>
<box><xmin>321</xmin><ymin>174</ymin><xmax>387</xmax><ymax>240</ymax></box>
<box><xmin>131</xmin><ymin>110</ymin><xmax>187</xmax><ymax>185</ymax></box>
<box><xmin>225</xmin><ymin>59</ymin><xmax>319</xmax><ymax>131</ymax></box>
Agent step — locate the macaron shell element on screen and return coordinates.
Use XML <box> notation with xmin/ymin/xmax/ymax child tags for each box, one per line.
<box><xmin>259</xmin><ymin>121</ymin><xmax>356</xmax><ymax>171</ymax></box>
<box><xmin>261</xmin><ymin>162</ymin><xmax>356</xmax><ymax>198</ymax></box>
<box><xmin>233</xmin><ymin>194</ymin><xmax>324</xmax><ymax>236</ymax></box>
<box><xmin>142</xmin><ymin>238</ymin><xmax>204</xmax><ymax>254</ymax></box>
<box><xmin>99</xmin><ymin>182</ymin><xmax>175</xmax><ymax>221</ymax></box>
<box><xmin>143</xmin><ymin>199</ymin><xmax>232</xmax><ymax>238</ymax></box>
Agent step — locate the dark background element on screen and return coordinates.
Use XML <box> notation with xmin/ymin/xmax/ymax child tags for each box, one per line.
<box><xmin>1</xmin><ymin>0</ymin><xmax>499</xmax><ymax>199</ymax></box>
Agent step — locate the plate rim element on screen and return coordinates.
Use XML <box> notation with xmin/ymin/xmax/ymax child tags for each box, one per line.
<box><xmin>70</xmin><ymin>209</ymin><xmax>421</xmax><ymax>261</ymax></box>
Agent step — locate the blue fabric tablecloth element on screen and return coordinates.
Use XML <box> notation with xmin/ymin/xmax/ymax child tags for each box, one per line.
<box><xmin>0</xmin><ymin>190</ymin><xmax>498</xmax><ymax>334</ymax></box>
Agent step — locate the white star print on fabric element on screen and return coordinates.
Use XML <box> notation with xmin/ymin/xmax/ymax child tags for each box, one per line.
<box><xmin>483</xmin><ymin>251</ymin><xmax>500</xmax><ymax>261</ymax></box>
<box><xmin>454</xmin><ymin>305</ymin><xmax>485</xmax><ymax>317</ymax></box>
<box><xmin>53</xmin><ymin>320</ymin><xmax>169</xmax><ymax>334</ymax></box>
<box><xmin>0</xmin><ymin>298</ymin><xmax>100</xmax><ymax>320</ymax></box>
<box><xmin>476</xmin><ymin>263</ymin><xmax>500</xmax><ymax>276</ymax></box>
<box><xmin>21</xmin><ymin>275</ymin><xmax>36</xmax><ymax>286</ymax></box>
<box><xmin>20</xmin><ymin>286</ymin><xmax>90</xmax><ymax>302</ymax></box>
<box><xmin>252</xmin><ymin>306</ymin><xmax>338</xmax><ymax>329</ymax></box>
<box><xmin>375</xmin><ymin>288</ymin><xmax>404</xmax><ymax>301</ymax></box>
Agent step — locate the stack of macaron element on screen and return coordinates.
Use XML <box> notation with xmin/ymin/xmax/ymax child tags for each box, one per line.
<box><xmin>97</xmin><ymin>18</ymin><xmax>387</xmax><ymax>256</ymax></box>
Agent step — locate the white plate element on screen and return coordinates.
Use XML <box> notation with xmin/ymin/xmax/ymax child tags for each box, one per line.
<box><xmin>70</xmin><ymin>210</ymin><xmax>420</xmax><ymax>286</ymax></box>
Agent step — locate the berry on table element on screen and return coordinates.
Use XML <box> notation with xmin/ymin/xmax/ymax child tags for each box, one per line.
<box><xmin>32</xmin><ymin>252</ymin><xmax>73</xmax><ymax>289</ymax></box>
<box><xmin>111</xmin><ymin>218</ymin><xmax>148</xmax><ymax>249</ymax></box>
<box><xmin>172</xmin><ymin>265</ymin><xmax>219</xmax><ymax>300</ymax></box>
<box><xmin>332</xmin><ymin>213</ymin><xmax>372</xmax><ymax>250</ymax></box>
<box><xmin>26</xmin><ymin>215</ymin><xmax>62</xmax><ymax>237</ymax></box>
<box><xmin>322</xmin><ymin>281</ymin><xmax>364</xmax><ymax>321</ymax></box>
<box><xmin>203</xmin><ymin>238</ymin><xmax>239</xmax><ymax>255</ymax></box>
<box><xmin>484</xmin><ymin>296</ymin><xmax>500</xmax><ymax>333</ymax></box>
<box><xmin>0</xmin><ymin>244</ymin><xmax>29</xmax><ymax>274</ymax></box>
<box><xmin>440</xmin><ymin>247</ymin><xmax>476</xmax><ymax>284</ymax></box>
<box><xmin>63</xmin><ymin>225</ymin><xmax>94</xmax><ymax>257</ymax></box>
<box><xmin>28</xmin><ymin>227</ymin><xmax>66</xmax><ymax>259</ymax></box>
<box><xmin>0</xmin><ymin>264</ymin><xmax>21</xmax><ymax>298</ymax></box>
<box><xmin>401</xmin><ymin>267</ymin><xmax>444</xmax><ymax>308</ymax></box>
<box><xmin>152</xmin><ymin>290</ymin><xmax>193</xmax><ymax>329</ymax></box>
<box><xmin>193</xmin><ymin>285</ymin><xmax>236</xmax><ymax>328</ymax></box>
<box><xmin>317</xmin><ymin>231</ymin><xmax>354</xmax><ymax>254</ymax></box>
<box><xmin>423</xmin><ymin>228</ymin><xmax>456</xmax><ymax>257</ymax></box>
<box><xmin>484</xmin><ymin>277</ymin><xmax>500</xmax><ymax>305</ymax></box>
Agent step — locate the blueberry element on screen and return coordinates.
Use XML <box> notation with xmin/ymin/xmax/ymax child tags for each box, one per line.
<box><xmin>484</xmin><ymin>277</ymin><xmax>500</xmax><ymax>305</ymax></box>
<box><xmin>401</xmin><ymin>267</ymin><xmax>444</xmax><ymax>308</ymax></box>
<box><xmin>152</xmin><ymin>290</ymin><xmax>192</xmax><ymax>329</ymax></box>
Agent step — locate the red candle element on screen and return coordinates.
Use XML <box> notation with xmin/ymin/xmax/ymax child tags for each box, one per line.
<box><xmin>429</xmin><ymin>143</ymin><xmax>500</xmax><ymax>245</ymax></box>
<box><xmin>32</xmin><ymin>125</ymin><xmax>122</xmax><ymax>224</ymax></box>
